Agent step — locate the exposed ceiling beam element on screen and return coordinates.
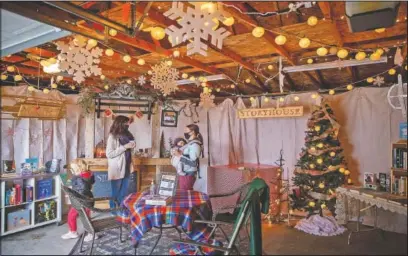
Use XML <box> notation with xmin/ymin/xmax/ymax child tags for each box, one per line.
<box><xmin>283</xmin><ymin>73</ymin><xmax>296</xmax><ymax>91</ymax></box>
<box><xmin>318</xmin><ymin>2</ymin><xmax>343</xmax><ymax>47</ymax></box>
<box><xmin>315</xmin><ymin>70</ymin><xmax>328</xmax><ymax>89</ymax></box>
<box><xmin>247</xmin><ymin>71</ymin><xmax>271</xmax><ymax>92</ymax></box>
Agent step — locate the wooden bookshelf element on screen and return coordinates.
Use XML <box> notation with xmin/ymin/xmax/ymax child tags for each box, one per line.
<box><xmin>391</xmin><ymin>140</ymin><xmax>408</xmax><ymax>195</ymax></box>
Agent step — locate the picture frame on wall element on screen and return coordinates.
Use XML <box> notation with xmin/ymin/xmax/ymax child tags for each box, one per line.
<box><xmin>161</xmin><ymin>110</ymin><xmax>178</xmax><ymax>127</ymax></box>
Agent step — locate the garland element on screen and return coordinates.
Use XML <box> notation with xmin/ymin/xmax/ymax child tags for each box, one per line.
<box><xmin>306</xmin><ymin>146</ymin><xmax>342</xmax><ymax>156</ymax></box>
<box><xmin>294</xmin><ymin>165</ymin><xmax>345</xmax><ymax>176</ymax></box>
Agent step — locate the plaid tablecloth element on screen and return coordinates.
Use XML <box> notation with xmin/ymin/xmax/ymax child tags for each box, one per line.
<box><xmin>117</xmin><ymin>190</ymin><xmax>212</xmax><ymax>245</ymax></box>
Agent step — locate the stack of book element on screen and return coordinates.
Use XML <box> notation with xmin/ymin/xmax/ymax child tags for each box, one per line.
<box><xmin>393</xmin><ymin>147</ymin><xmax>408</xmax><ymax>170</ymax></box>
<box><xmin>143</xmin><ymin>195</ymin><xmax>172</xmax><ymax>206</ymax></box>
<box><xmin>4</xmin><ymin>183</ymin><xmax>33</xmax><ymax>206</ymax></box>
<box><xmin>393</xmin><ymin>176</ymin><xmax>407</xmax><ymax>196</ymax></box>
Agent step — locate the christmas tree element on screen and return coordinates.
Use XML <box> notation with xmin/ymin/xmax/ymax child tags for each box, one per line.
<box><xmin>290</xmin><ymin>101</ymin><xmax>350</xmax><ymax>217</ymax></box>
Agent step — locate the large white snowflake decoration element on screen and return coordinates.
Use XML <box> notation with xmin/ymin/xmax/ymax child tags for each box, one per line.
<box><xmin>138</xmin><ymin>75</ymin><xmax>146</xmax><ymax>86</ymax></box>
<box><xmin>164</xmin><ymin>2</ymin><xmax>231</xmax><ymax>56</ymax></box>
<box><xmin>150</xmin><ymin>61</ymin><xmax>180</xmax><ymax>95</ymax></box>
<box><xmin>199</xmin><ymin>92</ymin><xmax>216</xmax><ymax>109</ymax></box>
<box><xmin>373</xmin><ymin>76</ymin><xmax>385</xmax><ymax>87</ymax></box>
<box><xmin>55</xmin><ymin>35</ymin><xmax>103</xmax><ymax>84</ymax></box>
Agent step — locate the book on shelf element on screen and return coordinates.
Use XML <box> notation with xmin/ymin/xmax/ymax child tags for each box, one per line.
<box><xmin>392</xmin><ymin>176</ymin><xmax>407</xmax><ymax>195</ymax></box>
<box><xmin>6</xmin><ymin>208</ymin><xmax>31</xmax><ymax>231</ymax></box>
<box><xmin>36</xmin><ymin>178</ymin><xmax>53</xmax><ymax>200</ymax></box>
<box><xmin>143</xmin><ymin>195</ymin><xmax>172</xmax><ymax>206</ymax></box>
<box><xmin>393</xmin><ymin>147</ymin><xmax>408</xmax><ymax>170</ymax></box>
<box><xmin>25</xmin><ymin>186</ymin><xmax>33</xmax><ymax>202</ymax></box>
<box><xmin>35</xmin><ymin>200</ymin><xmax>57</xmax><ymax>224</ymax></box>
<box><xmin>379</xmin><ymin>173</ymin><xmax>387</xmax><ymax>192</ymax></box>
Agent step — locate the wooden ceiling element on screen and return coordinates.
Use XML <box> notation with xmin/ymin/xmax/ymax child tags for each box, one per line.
<box><xmin>1</xmin><ymin>1</ymin><xmax>407</xmax><ymax>98</ymax></box>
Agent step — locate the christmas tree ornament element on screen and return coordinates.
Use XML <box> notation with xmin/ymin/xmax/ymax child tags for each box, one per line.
<box><xmin>137</xmin><ymin>75</ymin><xmax>146</xmax><ymax>86</ymax></box>
<box><xmin>252</xmin><ymin>27</ymin><xmax>265</xmax><ymax>38</ymax></box>
<box><xmin>151</xmin><ymin>27</ymin><xmax>166</xmax><ymax>40</ymax></box>
<box><xmin>104</xmin><ymin>85</ymin><xmax>109</xmax><ymax>90</ymax></box>
<box><xmin>344</xmin><ymin>170</ymin><xmax>350</xmax><ymax>175</ymax></box>
<box><xmin>105</xmin><ymin>49</ymin><xmax>114</xmax><ymax>56</ymax></box>
<box><xmin>329</xmin><ymin>46</ymin><xmax>338</xmax><ymax>55</ymax></box>
<box><xmin>339</xmin><ymin>167</ymin><xmax>345</xmax><ymax>173</ymax></box>
<box><xmin>275</xmin><ymin>35</ymin><xmax>287</xmax><ymax>45</ymax></box>
<box><xmin>330</xmin><ymin>152</ymin><xmax>336</xmax><ymax>157</ymax></box>
<box><xmin>355</xmin><ymin>52</ymin><xmax>366</xmax><ymax>60</ymax></box>
<box><xmin>307</xmin><ymin>16</ymin><xmax>318</xmax><ymax>26</ymax></box>
<box><xmin>109</xmin><ymin>28</ymin><xmax>117</xmax><ymax>37</ymax></box>
<box><xmin>321</xmin><ymin>204</ymin><xmax>326</xmax><ymax>209</ymax></box>
<box><xmin>367</xmin><ymin>77</ymin><xmax>374</xmax><ymax>83</ymax></box>
<box><xmin>388</xmin><ymin>68</ymin><xmax>396</xmax><ymax>75</ymax></box>
<box><xmin>164</xmin><ymin>2</ymin><xmax>231</xmax><ymax>56</ymax></box>
<box><xmin>317</xmin><ymin>143</ymin><xmax>323</xmax><ymax>148</ymax></box>
<box><xmin>55</xmin><ymin>37</ymin><xmax>103</xmax><ymax>83</ymax></box>
<box><xmin>309</xmin><ymin>164</ymin><xmax>315</xmax><ymax>169</ymax></box>
<box><xmin>150</xmin><ymin>61</ymin><xmax>180</xmax><ymax>95</ymax></box>
<box><xmin>314</xmin><ymin>126</ymin><xmax>321</xmax><ymax>131</ymax></box>
<box><xmin>14</xmin><ymin>75</ymin><xmax>22</xmax><ymax>81</ymax></box>
<box><xmin>100</xmin><ymin>75</ymin><xmax>105</xmax><ymax>80</ymax></box>
<box><xmin>299</xmin><ymin>38</ymin><xmax>311</xmax><ymax>48</ymax></box>
<box><xmin>7</xmin><ymin>66</ymin><xmax>15</xmax><ymax>72</ymax></box>
<box><xmin>308</xmin><ymin>201</ymin><xmax>315</xmax><ymax>207</ymax></box>
<box><xmin>329</xmin><ymin>89</ymin><xmax>335</xmax><ymax>95</ymax></box>
<box><xmin>373</xmin><ymin>76</ymin><xmax>385</xmax><ymax>86</ymax></box>
<box><xmin>123</xmin><ymin>55</ymin><xmax>131</xmax><ymax>63</ymax></box>
<box><xmin>375</xmin><ymin>28</ymin><xmax>385</xmax><ymax>33</ymax></box>
<box><xmin>317</xmin><ymin>47</ymin><xmax>328</xmax><ymax>56</ymax></box>
<box><xmin>307</xmin><ymin>58</ymin><xmax>314</xmax><ymax>64</ymax></box>
<box><xmin>318</xmin><ymin>183</ymin><xmax>325</xmax><ymax>188</ymax></box>
<box><xmin>337</xmin><ymin>49</ymin><xmax>348</xmax><ymax>59</ymax></box>
<box><xmin>347</xmin><ymin>84</ymin><xmax>353</xmax><ymax>90</ymax></box>
<box><xmin>137</xmin><ymin>59</ymin><xmax>146</xmax><ymax>65</ymax></box>
<box><xmin>316</xmin><ymin>158</ymin><xmax>323</xmax><ymax>164</ymax></box>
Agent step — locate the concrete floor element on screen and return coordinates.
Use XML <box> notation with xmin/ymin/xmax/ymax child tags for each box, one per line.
<box><xmin>1</xmin><ymin>221</ymin><xmax>407</xmax><ymax>255</ymax></box>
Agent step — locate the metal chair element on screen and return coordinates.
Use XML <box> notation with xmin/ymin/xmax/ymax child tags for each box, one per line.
<box><xmin>62</xmin><ymin>185</ymin><xmax>127</xmax><ymax>255</ymax></box>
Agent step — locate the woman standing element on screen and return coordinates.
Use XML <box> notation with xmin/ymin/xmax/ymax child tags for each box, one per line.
<box><xmin>106</xmin><ymin>115</ymin><xmax>136</xmax><ymax>209</ymax></box>
<box><xmin>173</xmin><ymin>124</ymin><xmax>203</xmax><ymax>190</ymax></box>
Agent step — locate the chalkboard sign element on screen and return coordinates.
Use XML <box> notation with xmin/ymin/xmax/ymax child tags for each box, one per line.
<box><xmin>93</xmin><ymin>171</ymin><xmax>112</xmax><ymax>198</ymax></box>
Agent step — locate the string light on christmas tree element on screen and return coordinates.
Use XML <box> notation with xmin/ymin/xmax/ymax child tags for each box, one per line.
<box><xmin>189</xmin><ymin>76</ymin><xmax>196</xmax><ymax>81</ymax></box>
<box><xmin>309</xmin><ymin>163</ymin><xmax>315</xmax><ymax>169</ymax></box>
<box><xmin>51</xmin><ymin>83</ymin><xmax>58</xmax><ymax>89</ymax></box>
<box><xmin>173</xmin><ymin>50</ymin><xmax>180</xmax><ymax>57</ymax></box>
<box><xmin>314</xmin><ymin>126</ymin><xmax>321</xmax><ymax>131</ymax></box>
<box><xmin>223</xmin><ymin>16</ymin><xmax>235</xmax><ymax>26</ymax></box>
<box><xmin>388</xmin><ymin>68</ymin><xmax>396</xmax><ymax>75</ymax></box>
<box><xmin>299</xmin><ymin>38</ymin><xmax>311</xmax><ymax>48</ymax></box>
<box><xmin>70</xmin><ymin>85</ymin><xmax>76</xmax><ymax>90</ymax></box>
<box><xmin>339</xmin><ymin>167</ymin><xmax>345</xmax><ymax>173</ymax></box>
<box><xmin>308</xmin><ymin>201</ymin><xmax>315</xmax><ymax>207</ymax></box>
<box><xmin>275</xmin><ymin>35</ymin><xmax>287</xmax><ymax>45</ymax></box>
<box><xmin>105</xmin><ymin>48</ymin><xmax>114</xmax><ymax>56</ymax></box>
<box><xmin>321</xmin><ymin>204</ymin><xmax>326</xmax><ymax>209</ymax></box>
<box><xmin>279</xmin><ymin>97</ymin><xmax>285</xmax><ymax>102</ymax></box>
<box><xmin>311</xmin><ymin>93</ymin><xmax>318</xmax><ymax>99</ymax></box>
<box><xmin>330</xmin><ymin>151</ymin><xmax>336</xmax><ymax>157</ymax></box>
<box><xmin>317</xmin><ymin>47</ymin><xmax>328</xmax><ymax>56</ymax></box>
<box><xmin>310</xmin><ymin>147</ymin><xmax>316</xmax><ymax>152</ymax></box>
<box><xmin>252</xmin><ymin>27</ymin><xmax>265</xmax><ymax>38</ymax></box>
<box><xmin>376</xmin><ymin>48</ymin><xmax>384</xmax><ymax>56</ymax></box>
<box><xmin>316</xmin><ymin>158</ymin><xmax>323</xmax><ymax>164</ymax></box>
<box><xmin>317</xmin><ymin>143</ymin><xmax>323</xmax><ymax>148</ymax></box>
<box><xmin>87</xmin><ymin>39</ymin><xmax>98</xmax><ymax>48</ymax></box>
<box><xmin>245</xmin><ymin>78</ymin><xmax>251</xmax><ymax>83</ymax></box>
<box><xmin>151</xmin><ymin>27</ymin><xmax>166</xmax><ymax>40</ymax></box>
<box><xmin>318</xmin><ymin>183</ymin><xmax>325</xmax><ymax>188</ymax></box>
<box><xmin>344</xmin><ymin>170</ymin><xmax>350</xmax><ymax>175</ymax></box>
<box><xmin>307</xmin><ymin>16</ymin><xmax>318</xmax><ymax>26</ymax></box>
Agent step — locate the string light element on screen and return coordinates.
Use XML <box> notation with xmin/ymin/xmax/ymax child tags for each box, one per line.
<box><xmin>137</xmin><ymin>59</ymin><xmax>146</xmax><ymax>65</ymax></box>
<box><xmin>279</xmin><ymin>97</ymin><xmax>284</xmax><ymax>102</ymax></box>
<box><xmin>355</xmin><ymin>51</ymin><xmax>366</xmax><ymax>60</ymax></box>
<box><xmin>14</xmin><ymin>75</ymin><xmax>22</xmax><ymax>81</ymax></box>
<box><xmin>311</xmin><ymin>93</ymin><xmax>318</xmax><ymax>99</ymax></box>
<box><xmin>7</xmin><ymin>66</ymin><xmax>15</xmax><ymax>72</ymax></box>
<box><xmin>1</xmin><ymin>74</ymin><xmax>8</xmax><ymax>80</ymax></box>
<box><xmin>388</xmin><ymin>68</ymin><xmax>396</xmax><ymax>75</ymax></box>
<box><xmin>307</xmin><ymin>16</ymin><xmax>318</xmax><ymax>26</ymax></box>
<box><xmin>252</xmin><ymin>27</ymin><xmax>265</xmax><ymax>38</ymax></box>
<box><xmin>367</xmin><ymin>77</ymin><xmax>374</xmax><ymax>83</ymax></box>
<box><xmin>104</xmin><ymin>85</ymin><xmax>110</xmax><ymax>90</ymax></box>
<box><xmin>151</xmin><ymin>27</ymin><xmax>166</xmax><ymax>40</ymax></box>
<box><xmin>70</xmin><ymin>85</ymin><xmax>76</xmax><ymax>90</ymax></box>
<box><xmin>264</xmin><ymin>97</ymin><xmax>269</xmax><ymax>102</ymax></box>
<box><xmin>329</xmin><ymin>47</ymin><xmax>338</xmax><ymax>55</ymax></box>
<box><xmin>56</xmin><ymin>75</ymin><xmax>63</xmax><ymax>82</ymax></box>
<box><xmin>294</xmin><ymin>96</ymin><xmax>300</xmax><ymax>101</ymax></box>
<box><xmin>100</xmin><ymin>75</ymin><xmax>106</xmax><ymax>80</ymax></box>
<box><xmin>166</xmin><ymin>60</ymin><xmax>173</xmax><ymax>66</ymax></box>
<box><xmin>28</xmin><ymin>86</ymin><xmax>35</xmax><ymax>92</ymax></box>
<box><xmin>329</xmin><ymin>89</ymin><xmax>335</xmax><ymax>95</ymax></box>
<box><xmin>230</xmin><ymin>84</ymin><xmax>235</xmax><ymax>88</ymax></box>
<box><xmin>375</xmin><ymin>28</ymin><xmax>385</xmax><ymax>33</ymax></box>
<box><xmin>43</xmin><ymin>88</ymin><xmax>50</xmax><ymax>94</ymax></box>
<box><xmin>105</xmin><ymin>49</ymin><xmax>114</xmax><ymax>56</ymax></box>
<box><xmin>216</xmin><ymin>88</ymin><xmax>221</xmax><ymax>92</ymax></box>
<box><xmin>347</xmin><ymin>84</ymin><xmax>353</xmax><ymax>90</ymax></box>
<box><xmin>337</xmin><ymin>49</ymin><xmax>348</xmax><ymax>59</ymax></box>
<box><xmin>316</xmin><ymin>47</ymin><xmax>328</xmax><ymax>56</ymax></box>
<box><xmin>299</xmin><ymin>38</ymin><xmax>311</xmax><ymax>48</ymax></box>
<box><xmin>109</xmin><ymin>29</ymin><xmax>118</xmax><ymax>37</ymax></box>
<box><xmin>173</xmin><ymin>50</ymin><xmax>180</xmax><ymax>57</ymax></box>
<box><xmin>307</xmin><ymin>58</ymin><xmax>314</xmax><ymax>64</ymax></box>
<box><xmin>267</xmin><ymin>65</ymin><xmax>274</xmax><ymax>70</ymax></box>
<box><xmin>123</xmin><ymin>55</ymin><xmax>131</xmax><ymax>63</ymax></box>
<box><xmin>223</xmin><ymin>16</ymin><xmax>235</xmax><ymax>26</ymax></box>
<box><xmin>245</xmin><ymin>78</ymin><xmax>251</xmax><ymax>83</ymax></box>
<box><xmin>275</xmin><ymin>35</ymin><xmax>287</xmax><ymax>45</ymax></box>
<box><xmin>182</xmin><ymin>73</ymin><xmax>188</xmax><ymax>79</ymax></box>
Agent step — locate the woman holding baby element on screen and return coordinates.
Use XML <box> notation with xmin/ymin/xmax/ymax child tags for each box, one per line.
<box><xmin>106</xmin><ymin>115</ymin><xmax>136</xmax><ymax>210</ymax></box>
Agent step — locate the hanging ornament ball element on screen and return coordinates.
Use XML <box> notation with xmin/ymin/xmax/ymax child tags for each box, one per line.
<box><xmin>370</xmin><ymin>53</ymin><xmax>381</xmax><ymax>61</ymax></box>
<box><xmin>56</xmin><ymin>75</ymin><xmax>64</xmax><ymax>82</ymax></box>
<box><xmin>355</xmin><ymin>52</ymin><xmax>366</xmax><ymax>60</ymax></box>
<box><xmin>329</xmin><ymin>89</ymin><xmax>335</xmax><ymax>95</ymax></box>
<box><xmin>309</xmin><ymin>164</ymin><xmax>316</xmax><ymax>169</ymax></box>
<box><xmin>307</xmin><ymin>58</ymin><xmax>314</xmax><ymax>64</ymax></box>
<box><xmin>388</xmin><ymin>68</ymin><xmax>396</xmax><ymax>75</ymax></box>
<box><xmin>307</xmin><ymin>16</ymin><xmax>318</xmax><ymax>26</ymax></box>
<box><xmin>182</xmin><ymin>73</ymin><xmax>188</xmax><ymax>79</ymax></box>
<box><xmin>337</xmin><ymin>49</ymin><xmax>348</xmax><ymax>59</ymax></box>
<box><xmin>330</xmin><ymin>151</ymin><xmax>336</xmax><ymax>157</ymax></box>
<box><xmin>317</xmin><ymin>47</ymin><xmax>328</xmax><ymax>56</ymax></box>
<box><xmin>230</xmin><ymin>84</ymin><xmax>235</xmax><ymax>89</ymax></box>
<box><xmin>264</xmin><ymin>97</ymin><xmax>269</xmax><ymax>102</ymax></box>
<box><xmin>70</xmin><ymin>85</ymin><xmax>76</xmax><ymax>90</ymax></box>
<box><xmin>321</xmin><ymin>204</ymin><xmax>327</xmax><ymax>209</ymax></box>
<box><xmin>100</xmin><ymin>75</ymin><xmax>105</xmax><ymax>80</ymax></box>
<box><xmin>252</xmin><ymin>27</ymin><xmax>265</xmax><ymax>38</ymax></box>
<box><xmin>173</xmin><ymin>50</ymin><xmax>180</xmax><ymax>57</ymax></box>
<box><xmin>308</xmin><ymin>201</ymin><xmax>316</xmax><ymax>207</ymax></box>
<box><xmin>51</xmin><ymin>83</ymin><xmax>58</xmax><ymax>89</ymax></box>
<box><xmin>123</xmin><ymin>55</ymin><xmax>131</xmax><ymax>63</ymax></box>
<box><xmin>318</xmin><ymin>183</ymin><xmax>325</xmax><ymax>188</ymax></box>
<box><xmin>310</xmin><ymin>147</ymin><xmax>316</xmax><ymax>152</ymax></box>
<box><xmin>166</xmin><ymin>60</ymin><xmax>173</xmax><ymax>66</ymax></box>
<box><xmin>245</xmin><ymin>78</ymin><xmax>251</xmax><ymax>83</ymax></box>
<box><xmin>294</xmin><ymin>96</ymin><xmax>300</xmax><ymax>101</ymax></box>
<box><xmin>375</xmin><ymin>28</ymin><xmax>385</xmax><ymax>33</ymax></box>
<box><xmin>87</xmin><ymin>39</ymin><xmax>98</xmax><ymax>47</ymax></box>
<box><xmin>317</xmin><ymin>143</ymin><xmax>324</xmax><ymax>148</ymax></box>
<box><xmin>43</xmin><ymin>88</ymin><xmax>50</xmax><ymax>94</ymax></box>
<box><xmin>147</xmin><ymin>70</ymin><xmax>153</xmax><ymax>75</ymax></box>
<box><xmin>126</xmin><ymin>79</ymin><xmax>132</xmax><ymax>84</ymax></box>
<box><xmin>344</xmin><ymin>170</ymin><xmax>350</xmax><ymax>175</ymax></box>
<box><xmin>267</xmin><ymin>65</ymin><xmax>274</xmax><ymax>70</ymax></box>
<box><xmin>137</xmin><ymin>59</ymin><xmax>146</xmax><ymax>66</ymax></box>
<box><xmin>216</xmin><ymin>88</ymin><xmax>220</xmax><ymax>92</ymax></box>
<box><xmin>347</xmin><ymin>84</ymin><xmax>353</xmax><ymax>90</ymax></box>
<box><xmin>14</xmin><ymin>75</ymin><xmax>22</xmax><ymax>81</ymax></box>
<box><xmin>367</xmin><ymin>77</ymin><xmax>374</xmax><ymax>83</ymax></box>
<box><xmin>299</xmin><ymin>38</ymin><xmax>311</xmax><ymax>48</ymax></box>
<box><xmin>223</xmin><ymin>16</ymin><xmax>235</xmax><ymax>26</ymax></box>
<box><xmin>104</xmin><ymin>85</ymin><xmax>109</xmax><ymax>90</ymax></box>
<box><xmin>105</xmin><ymin>49</ymin><xmax>114</xmax><ymax>56</ymax></box>
<box><xmin>316</xmin><ymin>158</ymin><xmax>323</xmax><ymax>164</ymax></box>
<box><xmin>279</xmin><ymin>97</ymin><xmax>285</xmax><ymax>102</ymax></box>
<box><xmin>376</xmin><ymin>48</ymin><xmax>384</xmax><ymax>56</ymax></box>
<box><xmin>1</xmin><ymin>74</ymin><xmax>8</xmax><ymax>80</ymax></box>
<box><xmin>7</xmin><ymin>66</ymin><xmax>15</xmax><ymax>72</ymax></box>
<box><xmin>275</xmin><ymin>35</ymin><xmax>287</xmax><ymax>45</ymax></box>
<box><xmin>314</xmin><ymin>126</ymin><xmax>321</xmax><ymax>131</ymax></box>
<box><xmin>329</xmin><ymin>46</ymin><xmax>338</xmax><ymax>55</ymax></box>
<box><xmin>109</xmin><ymin>28</ymin><xmax>118</xmax><ymax>37</ymax></box>
<box><xmin>339</xmin><ymin>167</ymin><xmax>345</xmax><ymax>173</ymax></box>
<box><xmin>311</xmin><ymin>93</ymin><xmax>318</xmax><ymax>99</ymax></box>
<box><xmin>151</xmin><ymin>27</ymin><xmax>166</xmax><ymax>40</ymax></box>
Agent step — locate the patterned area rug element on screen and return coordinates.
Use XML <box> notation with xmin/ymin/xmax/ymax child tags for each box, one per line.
<box><xmin>70</xmin><ymin>225</ymin><xmax>249</xmax><ymax>255</ymax></box>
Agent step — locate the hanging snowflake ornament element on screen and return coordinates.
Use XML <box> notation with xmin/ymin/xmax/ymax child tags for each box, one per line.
<box><xmin>150</xmin><ymin>61</ymin><xmax>180</xmax><ymax>95</ymax></box>
<box><xmin>199</xmin><ymin>92</ymin><xmax>216</xmax><ymax>109</ymax></box>
<box><xmin>164</xmin><ymin>2</ymin><xmax>231</xmax><ymax>56</ymax></box>
<box><xmin>373</xmin><ymin>76</ymin><xmax>385</xmax><ymax>87</ymax></box>
<box><xmin>137</xmin><ymin>75</ymin><xmax>146</xmax><ymax>86</ymax></box>
<box><xmin>55</xmin><ymin>35</ymin><xmax>103</xmax><ymax>84</ymax></box>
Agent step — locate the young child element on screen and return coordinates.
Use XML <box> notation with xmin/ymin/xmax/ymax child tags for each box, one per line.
<box><xmin>171</xmin><ymin>137</ymin><xmax>188</xmax><ymax>176</ymax></box>
<box><xmin>61</xmin><ymin>159</ymin><xmax>99</xmax><ymax>242</ymax></box>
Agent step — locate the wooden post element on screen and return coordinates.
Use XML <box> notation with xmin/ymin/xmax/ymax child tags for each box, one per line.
<box><xmin>150</xmin><ymin>104</ymin><xmax>162</xmax><ymax>181</ymax></box>
<box><xmin>85</xmin><ymin>113</ymin><xmax>95</xmax><ymax>158</ymax></box>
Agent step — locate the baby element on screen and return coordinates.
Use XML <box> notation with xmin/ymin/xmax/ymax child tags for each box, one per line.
<box><xmin>171</xmin><ymin>137</ymin><xmax>187</xmax><ymax>176</ymax></box>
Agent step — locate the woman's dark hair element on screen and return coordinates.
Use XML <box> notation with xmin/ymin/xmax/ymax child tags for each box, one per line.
<box><xmin>110</xmin><ymin>115</ymin><xmax>134</xmax><ymax>139</ymax></box>
<box><xmin>186</xmin><ymin>124</ymin><xmax>203</xmax><ymax>143</ymax></box>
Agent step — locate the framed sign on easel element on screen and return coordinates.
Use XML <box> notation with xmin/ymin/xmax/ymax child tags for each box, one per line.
<box><xmin>157</xmin><ymin>172</ymin><xmax>178</xmax><ymax>197</ymax></box>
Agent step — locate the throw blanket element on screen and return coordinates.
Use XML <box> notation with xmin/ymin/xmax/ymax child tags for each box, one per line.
<box><xmin>295</xmin><ymin>215</ymin><xmax>347</xmax><ymax>236</ymax></box>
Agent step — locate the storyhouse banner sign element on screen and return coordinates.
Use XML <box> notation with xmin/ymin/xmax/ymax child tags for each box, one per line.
<box><xmin>238</xmin><ymin>106</ymin><xmax>304</xmax><ymax>119</ymax></box>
